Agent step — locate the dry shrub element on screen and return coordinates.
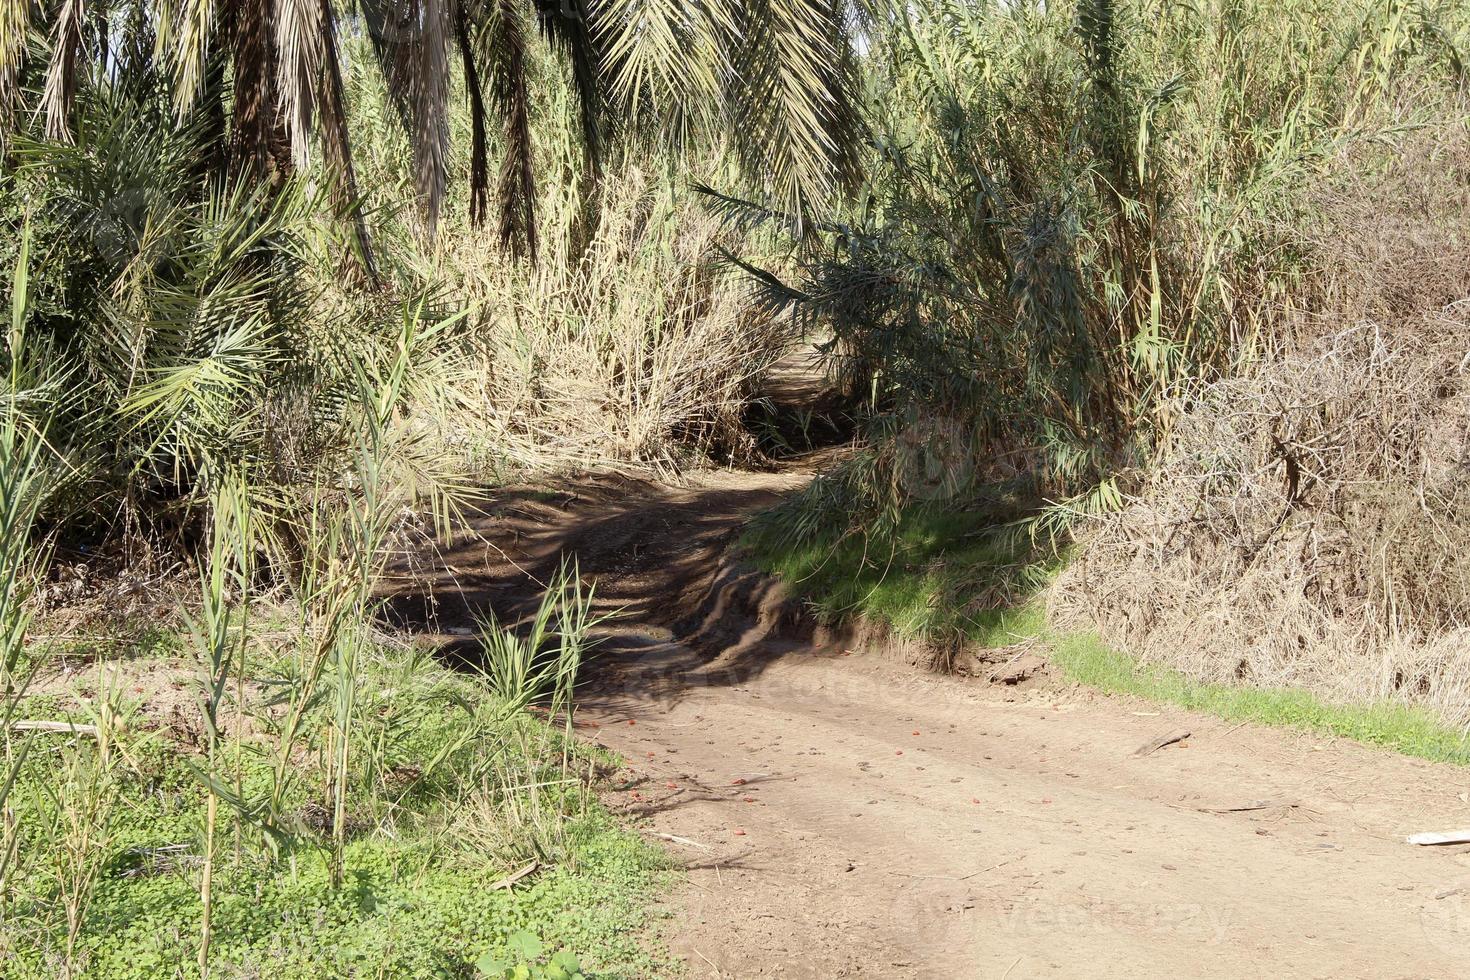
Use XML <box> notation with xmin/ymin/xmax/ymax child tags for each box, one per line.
<box><xmin>433</xmin><ymin>166</ymin><xmax>786</xmax><ymax>478</ymax></box>
<box><xmin>1305</xmin><ymin>102</ymin><xmax>1470</xmax><ymax>322</ymax></box>
<box><xmin>1054</xmin><ymin>116</ymin><xmax>1470</xmax><ymax>726</ymax></box>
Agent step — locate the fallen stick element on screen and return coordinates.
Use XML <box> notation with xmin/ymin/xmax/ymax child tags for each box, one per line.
<box><xmin>1197</xmin><ymin>799</ymin><xmax>1299</xmax><ymax>814</ymax></box>
<box><xmin>1133</xmin><ymin>729</ymin><xmax>1190</xmax><ymax>757</ymax></box>
<box><xmin>1407</xmin><ymin>830</ymin><xmax>1470</xmax><ymax>846</ymax></box>
<box><xmin>10</xmin><ymin>720</ymin><xmax>99</xmax><ymax>736</ymax></box>
<box><xmin>491</xmin><ymin>861</ymin><xmax>539</xmax><ymax>890</ymax></box>
<box><xmin>888</xmin><ymin>857</ymin><xmax>1017</xmax><ymax>881</ymax></box>
<box><xmin>651</xmin><ymin>832</ymin><xmax>712</xmax><ymax>850</ymax></box>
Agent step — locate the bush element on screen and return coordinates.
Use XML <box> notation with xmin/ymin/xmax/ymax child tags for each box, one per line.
<box><xmin>1055</xmin><ymin>117</ymin><xmax>1470</xmax><ymax>726</ymax></box>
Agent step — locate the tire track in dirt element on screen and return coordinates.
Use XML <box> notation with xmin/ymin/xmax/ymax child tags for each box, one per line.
<box><xmin>398</xmin><ymin>468</ymin><xmax>1470</xmax><ymax>978</ymax></box>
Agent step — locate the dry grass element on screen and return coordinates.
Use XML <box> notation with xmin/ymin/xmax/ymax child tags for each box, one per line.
<box><xmin>402</xmin><ymin>165</ymin><xmax>789</xmax><ymax>480</ymax></box>
<box><xmin>1054</xmin><ymin>116</ymin><xmax>1470</xmax><ymax>728</ymax></box>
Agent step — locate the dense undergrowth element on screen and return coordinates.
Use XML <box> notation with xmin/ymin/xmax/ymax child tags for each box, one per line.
<box><xmin>1</xmin><ymin>0</ymin><xmax>847</xmax><ymax>967</ymax></box>
<box><xmin>745</xmin><ymin>0</ymin><xmax>1470</xmax><ymax>739</ymax></box>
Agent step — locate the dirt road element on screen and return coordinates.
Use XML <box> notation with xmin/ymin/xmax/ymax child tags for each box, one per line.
<box><xmin>401</xmin><ymin>468</ymin><xmax>1470</xmax><ymax>979</ymax></box>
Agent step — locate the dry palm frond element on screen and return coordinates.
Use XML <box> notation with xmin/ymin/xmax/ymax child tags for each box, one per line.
<box><xmin>0</xmin><ymin>0</ymin><xmax>32</xmax><ymax>128</ymax></box>
<box><xmin>274</xmin><ymin>0</ymin><xmax>324</xmax><ymax>168</ymax></box>
<box><xmin>414</xmin><ymin>0</ymin><xmax>452</xmax><ymax>237</ymax></box>
<box><xmin>228</xmin><ymin>0</ymin><xmax>276</xmax><ymax>182</ymax></box>
<box><xmin>454</xmin><ymin>0</ymin><xmax>490</xmax><ymax>227</ymax></box>
<box><xmin>316</xmin><ymin>0</ymin><xmax>376</xmax><ymax>278</ymax></box>
<box><xmin>42</xmin><ymin>0</ymin><xmax>88</xmax><ymax>142</ymax></box>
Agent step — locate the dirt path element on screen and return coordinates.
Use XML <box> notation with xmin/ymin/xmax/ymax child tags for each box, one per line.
<box><xmin>398</xmin><ymin>468</ymin><xmax>1470</xmax><ymax>979</ymax></box>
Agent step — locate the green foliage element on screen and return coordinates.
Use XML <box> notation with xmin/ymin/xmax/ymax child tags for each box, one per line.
<box><xmin>476</xmin><ymin>931</ymin><xmax>586</xmax><ymax>979</ymax></box>
<box><xmin>735</xmin><ymin>0</ymin><xmax>1470</xmax><ymax>545</ymax></box>
<box><xmin>744</xmin><ymin>498</ymin><xmax>1060</xmax><ymax>645</ymax></box>
<box><xmin>0</xmin><ymin>223</ymin><xmax>68</xmax><ymax>944</ymax></box>
<box><xmin>0</xmin><ymin>641</ymin><xmax>673</xmax><ymax>978</ymax></box>
<box><xmin>476</xmin><ymin>561</ymin><xmax>600</xmax><ymax>714</ymax></box>
<box><xmin>3</xmin><ymin>74</ymin><xmax>420</xmax><ymax>538</ymax></box>
<box><xmin>0</xmin><ymin>201</ymin><xmax>672</xmax><ymax>974</ymax></box>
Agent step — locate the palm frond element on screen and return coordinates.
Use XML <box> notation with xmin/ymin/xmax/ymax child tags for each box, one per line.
<box><xmin>158</xmin><ymin>0</ymin><xmax>217</xmax><ymax>117</ymax></box>
<box><xmin>725</xmin><ymin>0</ymin><xmax>864</xmax><ymax>225</ymax></box>
<box><xmin>0</xmin><ymin>0</ymin><xmax>32</xmax><ymax>128</ymax></box>
<box><xmin>317</xmin><ymin>0</ymin><xmax>376</xmax><ymax>278</ymax></box>
<box><xmin>480</xmin><ymin>0</ymin><xmax>536</xmax><ymax>257</ymax></box>
<box><xmin>362</xmin><ymin>0</ymin><xmax>451</xmax><ymax>236</ymax></box>
<box><xmin>595</xmin><ymin>0</ymin><xmax>862</xmax><ymax>226</ymax></box>
<box><xmin>534</xmin><ymin>0</ymin><xmax>601</xmax><ymax>167</ymax></box>
<box><xmin>454</xmin><ymin>0</ymin><xmax>489</xmax><ymax>228</ymax></box>
<box><xmin>228</xmin><ymin>0</ymin><xmax>276</xmax><ymax>182</ymax></box>
<box><xmin>42</xmin><ymin>0</ymin><xmax>88</xmax><ymax>141</ymax></box>
<box><xmin>274</xmin><ymin>0</ymin><xmax>324</xmax><ymax>168</ymax></box>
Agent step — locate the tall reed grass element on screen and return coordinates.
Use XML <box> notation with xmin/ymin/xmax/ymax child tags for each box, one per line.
<box><xmin>748</xmin><ymin>0</ymin><xmax>1470</xmax><ymax>543</ymax></box>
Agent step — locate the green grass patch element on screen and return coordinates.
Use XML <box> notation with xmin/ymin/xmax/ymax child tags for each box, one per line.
<box><xmin>746</xmin><ymin>500</ymin><xmax>1470</xmax><ymax>767</ymax></box>
<box><xmin>1049</xmin><ymin>630</ymin><xmax>1470</xmax><ymax>765</ymax></box>
<box><xmin>742</xmin><ymin>502</ymin><xmax>1057</xmax><ymax>647</ymax></box>
<box><xmin>3</xmin><ymin>645</ymin><xmax>674</xmax><ymax>979</ymax></box>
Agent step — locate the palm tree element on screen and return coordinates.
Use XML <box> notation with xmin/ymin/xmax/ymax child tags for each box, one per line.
<box><xmin>1</xmin><ymin>0</ymin><xmax>867</xmax><ymax>271</ymax></box>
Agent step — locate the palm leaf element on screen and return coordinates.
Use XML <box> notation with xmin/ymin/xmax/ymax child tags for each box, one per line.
<box><xmin>42</xmin><ymin>0</ymin><xmax>88</xmax><ymax>141</ymax></box>
<box><xmin>534</xmin><ymin>0</ymin><xmax>601</xmax><ymax>167</ymax></box>
<box><xmin>274</xmin><ymin>0</ymin><xmax>325</xmax><ymax>167</ymax></box>
<box><xmin>725</xmin><ymin>0</ymin><xmax>864</xmax><ymax>224</ymax></box>
<box><xmin>316</xmin><ymin>0</ymin><xmax>376</xmax><ymax>279</ymax></box>
<box><xmin>228</xmin><ymin>0</ymin><xmax>276</xmax><ymax>182</ymax></box>
<box><xmin>362</xmin><ymin>0</ymin><xmax>451</xmax><ymax>236</ymax></box>
<box><xmin>158</xmin><ymin>0</ymin><xmax>217</xmax><ymax>117</ymax></box>
<box><xmin>454</xmin><ymin>0</ymin><xmax>490</xmax><ymax>228</ymax></box>
<box><xmin>479</xmin><ymin>0</ymin><xmax>536</xmax><ymax>257</ymax></box>
<box><xmin>594</xmin><ymin>0</ymin><xmax>863</xmax><ymax>225</ymax></box>
<box><xmin>0</xmin><ymin>0</ymin><xmax>31</xmax><ymax>129</ymax></box>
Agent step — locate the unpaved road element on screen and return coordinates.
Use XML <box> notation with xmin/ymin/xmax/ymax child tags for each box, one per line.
<box><xmin>398</xmin><ymin>467</ymin><xmax>1470</xmax><ymax>979</ymax></box>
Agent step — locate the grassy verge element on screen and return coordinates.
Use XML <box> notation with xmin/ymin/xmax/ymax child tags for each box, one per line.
<box><xmin>743</xmin><ymin>503</ymin><xmax>1056</xmax><ymax>647</ymax></box>
<box><xmin>2</xmin><ymin>637</ymin><xmax>673</xmax><ymax>979</ymax></box>
<box><xmin>1050</xmin><ymin>631</ymin><xmax>1470</xmax><ymax>766</ymax></box>
<box><xmin>743</xmin><ymin>504</ymin><xmax>1470</xmax><ymax>767</ymax></box>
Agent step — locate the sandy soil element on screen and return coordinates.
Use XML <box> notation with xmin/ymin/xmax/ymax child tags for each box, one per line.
<box><xmin>395</xmin><ymin>467</ymin><xmax>1470</xmax><ymax>979</ymax></box>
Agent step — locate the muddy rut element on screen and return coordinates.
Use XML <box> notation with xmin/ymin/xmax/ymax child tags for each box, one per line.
<box><xmin>396</xmin><ymin>466</ymin><xmax>1470</xmax><ymax>979</ymax></box>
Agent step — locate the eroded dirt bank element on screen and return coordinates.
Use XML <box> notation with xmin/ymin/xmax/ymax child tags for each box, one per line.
<box><xmin>396</xmin><ymin>468</ymin><xmax>1470</xmax><ymax>979</ymax></box>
